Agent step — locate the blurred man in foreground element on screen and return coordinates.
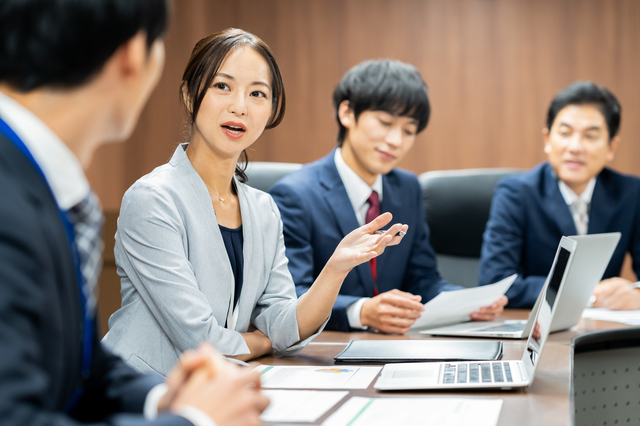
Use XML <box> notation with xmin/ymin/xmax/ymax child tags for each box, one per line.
<box><xmin>0</xmin><ymin>1</ymin><xmax>268</xmax><ymax>425</ymax></box>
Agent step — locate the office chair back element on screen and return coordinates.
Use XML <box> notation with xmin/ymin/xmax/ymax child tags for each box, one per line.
<box><xmin>244</xmin><ymin>161</ymin><xmax>302</xmax><ymax>192</ymax></box>
<box><xmin>571</xmin><ymin>327</ymin><xmax>640</xmax><ymax>426</ymax></box>
<box><xmin>418</xmin><ymin>168</ymin><xmax>522</xmax><ymax>287</ymax></box>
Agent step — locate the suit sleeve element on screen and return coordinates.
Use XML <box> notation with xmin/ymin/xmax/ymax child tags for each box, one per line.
<box><xmin>115</xmin><ymin>182</ymin><xmax>250</xmax><ymax>356</ymax></box>
<box><xmin>71</xmin><ymin>335</ymin><xmax>161</xmax><ymax>421</ymax></box>
<box><xmin>399</xmin><ymin>180</ymin><xmax>461</xmax><ymax>302</ymax></box>
<box><xmin>270</xmin><ymin>182</ymin><xmax>361</xmax><ymax>332</ymax></box>
<box><xmin>629</xmin><ymin>182</ymin><xmax>640</xmax><ymax>281</ymax></box>
<box><xmin>479</xmin><ymin>180</ymin><xmax>545</xmax><ymax>307</ymax></box>
<box><xmin>0</xmin><ymin>186</ymin><xmax>191</xmax><ymax>426</ymax></box>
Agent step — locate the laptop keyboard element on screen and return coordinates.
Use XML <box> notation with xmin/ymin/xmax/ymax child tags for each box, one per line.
<box><xmin>442</xmin><ymin>362</ymin><xmax>513</xmax><ymax>384</ymax></box>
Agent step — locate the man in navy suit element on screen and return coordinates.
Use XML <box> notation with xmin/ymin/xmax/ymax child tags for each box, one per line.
<box><xmin>270</xmin><ymin>60</ymin><xmax>507</xmax><ymax>333</ymax></box>
<box><xmin>0</xmin><ymin>1</ymin><xmax>268</xmax><ymax>425</ymax></box>
<box><xmin>479</xmin><ymin>81</ymin><xmax>640</xmax><ymax>309</ymax></box>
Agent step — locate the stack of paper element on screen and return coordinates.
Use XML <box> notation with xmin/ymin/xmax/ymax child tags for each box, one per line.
<box><xmin>581</xmin><ymin>308</ymin><xmax>640</xmax><ymax>326</ymax></box>
<box><xmin>322</xmin><ymin>397</ymin><xmax>503</xmax><ymax>426</ymax></box>
<box><xmin>260</xmin><ymin>390</ymin><xmax>348</xmax><ymax>423</ymax></box>
<box><xmin>256</xmin><ymin>365</ymin><xmax>381</xmax><ymax>423</ymax></box>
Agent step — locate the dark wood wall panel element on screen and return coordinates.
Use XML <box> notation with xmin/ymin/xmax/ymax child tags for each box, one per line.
<box><xmin>88</xmin><ymin>0</ymin><xmax>640</xmax><ymax>211</ymax></box>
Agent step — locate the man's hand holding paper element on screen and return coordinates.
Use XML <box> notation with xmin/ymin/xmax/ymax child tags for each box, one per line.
<box><xmin>409</xmin><ymin>274</ymin><xmax>515</xmax><ymax>330</ymax></box>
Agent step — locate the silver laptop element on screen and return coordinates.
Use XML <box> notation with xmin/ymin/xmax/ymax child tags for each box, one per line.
<box><xmin>421</xmin><ymin>232</ymin><xmax>620</xmax><ymax>339</ymax></box>
<box><xmin>375</xmin><ymin>236</ymin><xmax>576</xmax><ymax>391</ymax></box>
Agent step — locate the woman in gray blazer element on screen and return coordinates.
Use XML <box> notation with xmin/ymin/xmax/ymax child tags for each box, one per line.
<box><xmin>103</xmin><ymin>29</ymin><xmax>407</xmax><ymax>375</ymax></box>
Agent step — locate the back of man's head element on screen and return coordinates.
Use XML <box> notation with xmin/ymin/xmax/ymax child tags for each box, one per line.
<box><xmin>546</xmin><ymin>81</ymin><xmax>621</xmax><ymax>140</ymax></box>
<box><xmin>0</xmin><ymin>0</ymin><xmax>169</xmax><ymax>91</ymax></box>
<box><xmin>332</xmin><ymin>59</ymin><xmax>430</xmax><ymax>146</ymax></box>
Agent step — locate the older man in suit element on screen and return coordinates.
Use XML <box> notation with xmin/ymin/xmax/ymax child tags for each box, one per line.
<box><xmin>270</xmin><ymin>60</ymin><xmax>507</xmax><ymax>333</ymax></box>
<box><xmin>0</xmin><ymin>1</ymin><xmax>268</xmax><ymax>425</ymax></box>
<box><xmin>479</xmin><ymin>81</ymin><xmax>640</xmax><ymax>309</ymax></box>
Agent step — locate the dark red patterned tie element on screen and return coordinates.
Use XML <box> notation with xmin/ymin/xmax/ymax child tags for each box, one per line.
<box><xmin>365</xmin><ymin>190</ymin><xmax>380</xmax><ymax>296</ymax></box>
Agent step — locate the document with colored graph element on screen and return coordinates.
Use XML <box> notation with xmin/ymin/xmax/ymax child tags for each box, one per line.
<box><xmin>255</xmin><ymin>365</ymin><xmax>381</xmax><ymax>389</ymax></box>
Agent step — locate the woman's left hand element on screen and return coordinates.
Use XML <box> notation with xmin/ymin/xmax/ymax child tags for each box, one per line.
<box><xmin>328</xmin><ymin>212</ymin><xmax>408</xmax><ymax>273</ymax></box>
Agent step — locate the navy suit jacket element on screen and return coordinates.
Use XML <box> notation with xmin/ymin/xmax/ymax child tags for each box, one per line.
<box><xmin>0</xmin><ymin>131</ymin><xmax>189</xmax><ymax>425</ymax></box>
<box><xmin>479</xmin><ymin>162</ymin><xmax>640</xmax><ymax>308</ymax></box>
<box><xmin>270</xmin><ymin>151</ymin><xmax>460</xmax><ymax>331</ymax></box>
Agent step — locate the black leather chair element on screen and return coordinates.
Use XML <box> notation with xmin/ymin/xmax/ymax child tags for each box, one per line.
<box><xmin>244</xmin><ymin>161</ymin><xmax>302</xmax><ymax>192</ymax></box>
<box><xmin>571</xmin><ymin>327</ymin><xmax>640</xmax><ymax>426</ymax></box>
<box><xmin>418</xmin><ymin>168</ymin><xmax>522</xmax><ymax>287</ymax></box>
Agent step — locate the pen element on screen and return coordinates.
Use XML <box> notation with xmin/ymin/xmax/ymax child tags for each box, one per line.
<box><xmin>374</xmin><ymin>230</ymin><xmax>406</xmax><ymax>237</ymax></box>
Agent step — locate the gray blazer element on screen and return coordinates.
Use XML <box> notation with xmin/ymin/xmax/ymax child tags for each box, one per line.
<box><xmin>103</xmin><ymin>144</ymin><xmax>323</xmax><ymax>376</ymax></box>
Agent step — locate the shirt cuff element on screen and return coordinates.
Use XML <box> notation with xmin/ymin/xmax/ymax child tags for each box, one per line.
<box><xmin>143</xmin><ymin>383</ymin><xmax>218</xmax><ymax>426</ymax></box>
<box><xmin>631</xmin><ymin>282</ymin><xmax>640</xmax><ymax>290</ymax></box>
<box><xmin>346</xmin><ymin>297</ymin><xmax>370</xmax><ymax>329</ymax></box>
<box><xmin>144</xmin><ymin>383</ymin><xmax>168</xmax><ymax>419</ymax></box>
<box><xmin>177</xmin><ymin>406</ymin><xmax>219</xmax><ymax>426</ymax></box>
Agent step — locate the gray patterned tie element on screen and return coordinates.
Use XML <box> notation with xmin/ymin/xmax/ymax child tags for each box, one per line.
<box><xmin>67</xmin><ymin>190</ymin><xmax>104</xmax><ymax>317</ymax></box>
<box><xmin>571</xmin><ymin>198</ymin><xmax>589</xmax><ymax>236</ymax></box>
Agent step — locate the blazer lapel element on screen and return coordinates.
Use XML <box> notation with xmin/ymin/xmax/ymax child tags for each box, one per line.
<box><xmin>174</xmin><ymin>145</ymin><xmax>235</xmax><ymax>327</ymax></box>
<box><xmin>376</xmin><ymin>174</ymin><xmax>401</xmax><ymax>289</ymax></box>
<box><xmin>236</xmin><ymin>179</ymin><xmax>258</xmax><ymax>331</ymax></box>
<box><xmin>319</xmin><ymin>153</ymin><xmax>375</xmax><ymax>296</ymax></box>
<box><xmin>541</xmin><ymin>164</ymin><xmax>577</xmax><ymax>236</ymax></box>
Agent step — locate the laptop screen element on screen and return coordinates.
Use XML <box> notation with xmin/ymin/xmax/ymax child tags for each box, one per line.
<box><xmin>525</xmin><ymin>245</ymin><xmax>572</xmax><ymax>368</ymax></box>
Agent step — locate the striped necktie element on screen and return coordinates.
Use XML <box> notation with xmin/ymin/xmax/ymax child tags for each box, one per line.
<box><xmin>365</xmin><ymin>190</ymin><xmax>380</xmax><ymax>296</ymax></box>
<box><xmin>67</xmin><ymin>190</ymin><xmax>104</xmax><ymax>317</ymax></box>
<box><xmin>571</xmin><ymin>198</ymin><xmax>589</xmax><ymax>236</ymax></box>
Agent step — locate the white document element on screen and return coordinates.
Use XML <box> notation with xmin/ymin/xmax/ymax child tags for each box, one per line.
<box><xmin>410</xmin><ymin>274</ymin><xmax>516</xmax><ymax>330</ymax></box>
<box><xmin>581</xmin><ymin>308</ymin><xmax>640</xmax><ymax>325</ymax></box>
<box><xmin>256</xmin><ymin>365</ymin><xmax>382</xmax><ymax>389</ymax></box>
<box><xmin>260</xmin><ymin>390</ymin><xmax>348</xmax><ymax>423</ymax></box>
<box><xmin>322</xmin><ymin>396</ymin><xmax>503</xmax><ymax>426</ymax></box>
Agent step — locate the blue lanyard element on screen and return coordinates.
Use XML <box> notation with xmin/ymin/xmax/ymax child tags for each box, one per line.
<box><xmin>0</xmin><ymin>116</ymin><xmax>93</xmax><ymax>408</ymax></box>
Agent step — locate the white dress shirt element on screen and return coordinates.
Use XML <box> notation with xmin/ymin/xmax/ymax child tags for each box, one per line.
<box><xmin>0</xmin><ymin>91</ymin><xmax>215</xmax><ymax>426</ymax></box>
<box><xmin>0</xmin><ymin>92</ymin><xmax>89</xmax><ymax>209</ymax></box>
<box><xmin>334</xmin><ymin>148</ymin><xmax>383</xmax><ymax>329</ymax></box>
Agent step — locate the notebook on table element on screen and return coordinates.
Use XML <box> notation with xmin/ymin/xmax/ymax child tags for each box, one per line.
<box><xmin>334</xmin><ymin>339</ymin><xmax>503</xmax><ymax>364</ymax></box>
<box><xmin>374</xmin><ymin>236</ymin><xmax>576</xmax><ymax>390</ymax></box>
<box><xmin>421</xmin><ymin>232</ymin><xmax>620</xmax><ymax>339</ymax></box>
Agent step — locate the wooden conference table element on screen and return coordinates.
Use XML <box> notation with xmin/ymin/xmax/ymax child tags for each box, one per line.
<box><xmin>256</xmin><ymin>310</ymin><xmax>631</xmax><ymax>426</ymax></box>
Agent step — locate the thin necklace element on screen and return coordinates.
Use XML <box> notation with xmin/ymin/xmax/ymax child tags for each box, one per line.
<box><xmin>208</xmin><ymin>180</ymin><xmax>236</xmax><ymax>204</ymax></box>
<box><xmin>209</xmin><ymin>188</ymin><xmax>227</xmax><ymax>203</ymax></box>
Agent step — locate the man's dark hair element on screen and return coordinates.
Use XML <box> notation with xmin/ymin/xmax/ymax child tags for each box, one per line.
<box><xmin>332</xmin><ymin>59</ymin><xmax>430</xmax><ymax>146</ymax></box>
<box><xmin>0</xmin><ymin>0</ymin><xmax>170</xmax><ymax>91</ymax></box>
<box><xmin>546</xmin><ymin>81</ymin><xmax>621</xmax><ymax>140</ymax></box>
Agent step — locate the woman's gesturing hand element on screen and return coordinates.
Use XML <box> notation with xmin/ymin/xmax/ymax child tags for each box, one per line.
<box><xmin>328</xmin><ymin>212</ymin><xmax>409</xmax><ymax>273</ymax></box>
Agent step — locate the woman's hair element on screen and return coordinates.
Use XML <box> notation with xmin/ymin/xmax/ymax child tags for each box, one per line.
<box><xmin>180</xmin><ymin>28</ymin><xmax>286</xmax><ymax>182</ymax></box>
